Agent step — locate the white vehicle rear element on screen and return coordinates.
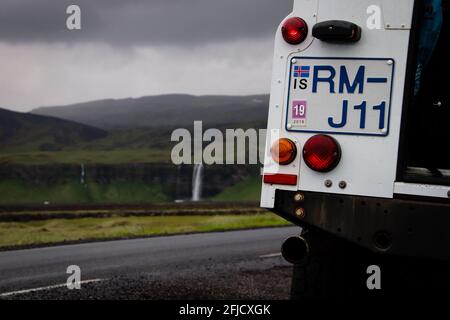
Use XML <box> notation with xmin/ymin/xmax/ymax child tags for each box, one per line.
<box><xmin>261</xmin><ymin>0</ymin><xmax>450</xmax><ymax>261</ymax></box>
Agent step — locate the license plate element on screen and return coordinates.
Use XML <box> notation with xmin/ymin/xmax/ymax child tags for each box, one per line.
<box><xmin>285</xmin><ymin>57</ymin><xmax>394</xmax><ymax>136</ymax></box>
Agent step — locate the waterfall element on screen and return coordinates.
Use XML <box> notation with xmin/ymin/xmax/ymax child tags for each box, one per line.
<box><xmin>192</xmin><ymin>163</ymin><xmax>203</xmax><ymax>201</ymax></box>
<box><xmin>174</xmin><ymin>165</ymin><xmax>183</xmax><ymax>203</ymax></box>
<box><xmin>80</xmin><ymin>163</ymin><xmax>85</xmax><ymax>185</ymax></box>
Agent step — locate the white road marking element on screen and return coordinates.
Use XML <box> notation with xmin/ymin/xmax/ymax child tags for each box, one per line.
<box><xmin>259</xmin><ymin>252</ymin><xmax>282</xmax><ymax>258</ymax></box>
<box><xmin>0</xmin><ymin>278</ymin><xmax>106</xmax><ymax>297</ymax></box>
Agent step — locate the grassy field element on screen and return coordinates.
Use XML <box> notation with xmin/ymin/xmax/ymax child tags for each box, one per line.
<box><xmin>0</xmin><ymin>213</ymin><xmax>290</xmax><ymax>248</ymax></box>
<box><xmin>0</xmin><ymin>179</ymin><xmax>169</xmax><ymax>205</ymax></box>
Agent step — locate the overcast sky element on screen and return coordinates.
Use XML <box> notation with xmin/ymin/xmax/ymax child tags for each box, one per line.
<box><xmin>0</xmin><ymin>0</ymin><xmax>292</xmax><ymax>111</ymax></box>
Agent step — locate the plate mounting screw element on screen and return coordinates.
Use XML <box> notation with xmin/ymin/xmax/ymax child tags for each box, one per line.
<box><xmin>387</xmin><ymin>60</ymin><xmax>393</xmax><ymax>65</ymax></box>
<box><xmin>292</xmin><ymin>58</ymin><xmax>297</xmax><ymax>64</ymax></box>
<box><xmin>324</xmin><ymin>180</ymin><xmax>332</xmax><ymax>188</ymax></box>
<box><xmin>339</xmin><ymin>181</ymin><xmax>347</xmax><ymax>189</ymax></box>
<box><xmin>287</xmin><ymin>123</ymin><xmax>292</xmax><ymax>129</ymax></box>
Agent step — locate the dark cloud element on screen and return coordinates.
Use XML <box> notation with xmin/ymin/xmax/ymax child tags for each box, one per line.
<box><xmin>0</xmin><ymin>0</ymin><xmax>293</xmax><ymax>46</ymax></box>
<box><xmin>0</xmin><ymin>1</ymin><xmax>293</xmax><ymax>110</ymax></box>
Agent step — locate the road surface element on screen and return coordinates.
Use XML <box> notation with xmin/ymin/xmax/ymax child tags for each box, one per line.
<box><xmin>0</xmin><ymin>226</ymin><xmax>299</xmax><ymax>299</ymax></box>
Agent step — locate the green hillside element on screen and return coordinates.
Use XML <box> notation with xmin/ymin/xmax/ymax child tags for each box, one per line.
<box><xmin>31</xmin><ymin>94</ymin><xmax>269</xmax><ymax>130</ymax></box>
<box><xmin>0</xmin><ymin>108</ymin><xmax>107</xmax><ymax>153</ymax></box>
<box><xmin>1</xmin><ymin>95</ymin><xmax>268</xmax><ymax>165</ymax></box>
<box><xmin>0</xmin><ymin>95</ymin><xmax>267</xmax><ymax>205</ymax></box>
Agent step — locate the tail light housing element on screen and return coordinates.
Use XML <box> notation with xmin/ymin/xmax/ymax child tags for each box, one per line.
<box><xmin>282</xmin><ymin>17</ymin><xmax>308</xmax><ymax>44</ymax></box>
<box><xmin>270</xmin><ymin>138</ymin><xmax>297</xmax><ymax>165</ymax></box>
<box><xmin>303</xmin><ymin>135</ymin><xmax>341</xmax><ymax>172</ymax></box>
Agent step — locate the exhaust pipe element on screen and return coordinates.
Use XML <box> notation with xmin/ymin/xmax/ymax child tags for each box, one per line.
<box><xmin>281</xmin><ymin>236</ymin><xmax>309</xmax><ymax>264</ymax></box>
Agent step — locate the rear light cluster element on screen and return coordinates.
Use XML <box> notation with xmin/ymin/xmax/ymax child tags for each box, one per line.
<box><xmin>265</xmin><ymin>138</ymin><xmax>298</xmax><ymax>186</ymax></box>
<box><xmin>264</xmin><ymin>135</ymin><xmax>341</xmax><ymax>185</ymax></box>
<box><xmin>269</xmin><ymin>135</ymin><xmax>341</xmax><ymax>172</ymax></box>
<box><xmin>282</xmin><ymin>17</ymin><xmax>308</xmax><ymax>44</ymax></box>
<box><xmin>303</xmin><ymin>135</ymin><xmax>341</xmax><ymax>172</ymax></box>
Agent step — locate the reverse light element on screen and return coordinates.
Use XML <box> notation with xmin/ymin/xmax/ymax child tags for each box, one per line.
<box><xmin>270</xmin><ymin>138</ymin><xmax>297</xmax><ymax>165</ymax></box>
<box><xmin>282</xmin><ymin>17</ymin><xmax>308</xmax><ymax>45</ymax></box>
<box><xmin>303</xmin><ymin>135</ymin><xmax>341</xmax><ymax>172</ymax></box>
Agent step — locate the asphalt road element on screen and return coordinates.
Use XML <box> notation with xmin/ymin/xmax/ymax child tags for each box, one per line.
<box><xmin>0</xmin><ymin>226</ymin><xmax>300</xmax><ymax>299</ymax></box>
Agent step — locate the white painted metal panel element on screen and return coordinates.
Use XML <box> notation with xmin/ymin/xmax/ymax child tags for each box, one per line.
<box><xmin>381</xmin><ymin>0</ymin><xmax>415</xmax><ymax>29</ymax></box>
<box><xmin>261</xmin><ymin>0</ymin><xmax>415</xmax><ymax>208</ymax></box>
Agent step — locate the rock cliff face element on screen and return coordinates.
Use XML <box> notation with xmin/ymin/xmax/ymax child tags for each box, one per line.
<box><xmin>0</xmin><ymin>163</ymin><xmax>259</xmax><ymax>202</ymax></box>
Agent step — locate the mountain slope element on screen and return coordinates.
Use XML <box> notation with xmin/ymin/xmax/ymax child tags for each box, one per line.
<box><xmin>31</xmin><ymin>94</ymin><xmax>269</xmax><ymax>129</ymax></box>
<box><xmin>0</xmin><ymin>108</ymin><xmax>108</xmax><ymax>152</ymax></box>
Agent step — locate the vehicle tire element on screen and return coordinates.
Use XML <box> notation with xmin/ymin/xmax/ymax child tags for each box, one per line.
<box><xmin>290</xmin><ymin>228</ymin><xmax>450</xmax><ymax>299</ymax></box>
<box><xmin>290</xmin><ymin>228</ymin><xmax>368</xmax><ymax>299</ymax></box>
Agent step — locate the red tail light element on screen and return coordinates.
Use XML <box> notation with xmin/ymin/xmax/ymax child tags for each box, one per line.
<box><xmin>303</xmin><ymin>135</ymin><xmax>341</xmax><ymax>172</ymax></box>
<box><xmin>264</xmin><ymin>174</ymin><xmax>298</xmax><ymax>186</ymax></box>
<box><xmin>282</xmin><ymin>17</ymin><xmax>308</xmax><ymax>44</ymax></box>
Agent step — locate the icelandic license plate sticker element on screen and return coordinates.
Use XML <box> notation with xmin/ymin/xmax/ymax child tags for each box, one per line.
<box><xmin>292</xmin><ymin>100</ymin><xmax>307</xmax><ymax>126</ymax></box>
<box><xmin>286</xmin><ymin>57</ymin><xmax>394</xmax><ymax>136</ymax></box>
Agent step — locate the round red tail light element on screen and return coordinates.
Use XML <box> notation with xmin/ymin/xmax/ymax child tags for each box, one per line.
<box><xmin>303</xmin><ymin>135</ymin><xmax>341</xmax><ymax>172</ymax></box>
<box><xmin>282</xmin><ymin>17</ymin><xmax>308</xmax><ymax>44</ymax></box>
